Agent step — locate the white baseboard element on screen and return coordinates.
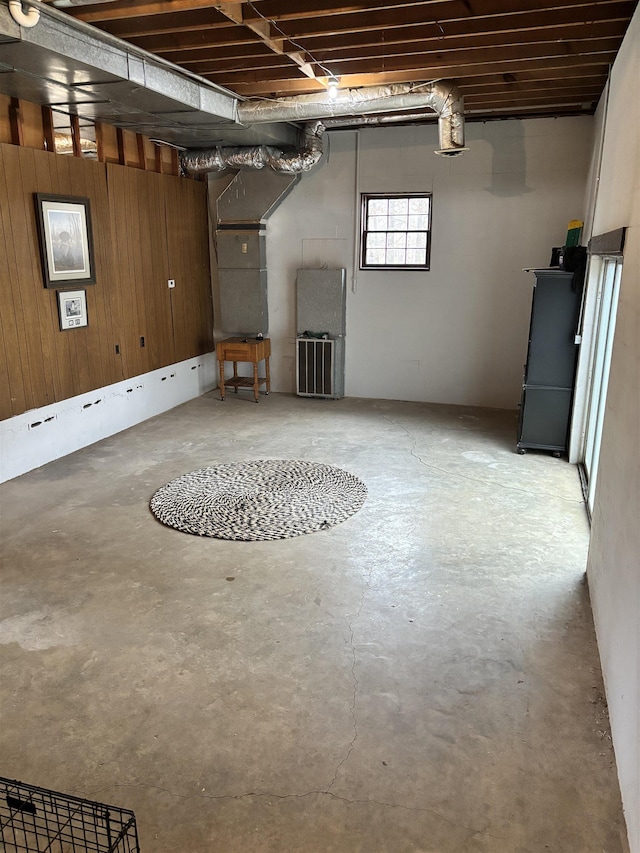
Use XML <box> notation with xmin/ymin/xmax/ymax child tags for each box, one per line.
<box><xmin>0</xmin><ymin>353</ymin><xmax>217</xmax><ymax>483</ymax></box>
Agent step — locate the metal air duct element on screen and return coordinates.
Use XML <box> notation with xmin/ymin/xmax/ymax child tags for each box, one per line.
<box><xmin>181</xmin><ymin>80</ymin><xmax>467</xmax><ymax>173</ymax></box>
<box><xmin>236</xmin><ymin>80</ymin><xmax>467</xmax><ymax>158</ymax></box>
<box><xmin>182</xmin><ymin>120</ymin><xmax>324</xmax><ymax>175</ymax></box>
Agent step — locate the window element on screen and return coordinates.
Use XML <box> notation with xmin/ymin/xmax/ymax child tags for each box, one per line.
<box><xmin>360</xmin><ymin>193</ymin><xmax>432</xmax><ymax>270</ymax></box>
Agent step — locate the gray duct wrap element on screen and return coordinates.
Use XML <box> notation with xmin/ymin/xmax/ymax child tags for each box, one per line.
<box><xmin>181</xmin><ymin>80</ymin><xmax>466</xmax><ymax>173</ymax></box>
<box><xmin>181</xmin><ymin>121</ymin><xmax>325</xmax><ymax>175</ymax></box>
<box><xmin>236</xmin><ymin>81</ymin><xmax>459</xmax><ymax>124</ymax></box>
<box><xmin>238</xmin><ymin>80</ymin><xmax>465</xmax><ymax>154</ymax></box>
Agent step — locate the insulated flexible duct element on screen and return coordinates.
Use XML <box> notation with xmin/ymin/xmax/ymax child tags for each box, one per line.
<box><xmin>236</xmin><ymin>80</ymin><xmax>467</xmax><ymax>157</ymax></box>
<box><xmin>181</xmin><ymin>120</ymin><xmax>325</xmax><ymax>175</ymax></box>
<box><xmin>181</xmin><ymin>80</ymin><xmax>467</xmax><ymax>174</ymax></box>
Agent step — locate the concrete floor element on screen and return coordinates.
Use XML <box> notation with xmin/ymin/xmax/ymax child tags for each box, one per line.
<box><xmin>0</xmin><ymin>393</ymin><xmax>628</xmax><ymax>852</ymax></box>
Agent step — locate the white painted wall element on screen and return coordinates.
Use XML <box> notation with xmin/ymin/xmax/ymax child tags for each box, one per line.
<box><xmin>0</xmin><ymin>354</ymin><xmax>217</xmax><ymax>483</ymax></box>
<box><xmin>265</xmin><ymin>116</ymin><xmax>593</xmax><ymax>408</ymax></box>
<box><xmin>582</xmin><ymin>8</ymin><xmax>640</xmax><ymax>851</ymax></box>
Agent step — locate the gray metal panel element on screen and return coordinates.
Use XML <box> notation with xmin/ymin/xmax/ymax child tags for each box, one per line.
<box><xmin>0</xmin><ymin>4</ymin><xmax>19</xmax><ymax>42</ymax></box>
<box><xmin>0</xmin><ymin>3</ymin><xmax>299</xmax><ymax>149</ymax></box>
<box><xmin>525</xmin><ymin>270</ymin><xmax>580</xmax><ymax>387</ymax></box>
<box><xmin>217</xmin><ymin>170</ymin><xmax>300</xmax><ymax>225</ymax></box>
<box><xmin>217</xmin><ymin>232</ymin><xmax>266</xmax><ymax>270</ymax></box>
<box><xmin>296</xmin><ymin>268</ymin><xmax>346</xmax><ymax>336</ymax></box>
<box><xmin>518</xmin><ymin>387</ymin><xmax>572</xmax><ymax>451</ymax></box>
<box><xmin>218</xmin><ymin>269</ymin><xmax>268</xmax><ymax>336</ymax></box>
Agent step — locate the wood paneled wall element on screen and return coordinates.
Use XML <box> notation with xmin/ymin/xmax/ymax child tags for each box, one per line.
<box><xmin>0</xmin><ymin>143</ymin><xmax>213</xmax><ymax>420</ymax></box>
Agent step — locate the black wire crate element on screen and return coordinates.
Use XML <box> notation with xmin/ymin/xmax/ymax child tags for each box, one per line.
<box><xmin>0</xmin><ymin>777</ymin><xmax>140</xmax><ymax>853</ymax></box>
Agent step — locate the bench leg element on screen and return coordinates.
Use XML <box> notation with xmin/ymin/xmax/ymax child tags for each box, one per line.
<box><xmin>218</xmin><ymin>359</ymin><xmax>225</xmax><ymax>400</ymax></box>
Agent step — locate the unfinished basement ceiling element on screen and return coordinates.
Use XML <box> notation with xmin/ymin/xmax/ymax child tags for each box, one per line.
<box><xmin>0</xmin><ymin>0</ymin><xmax>637</xmax><ymax>152</ymax></box>
<box><xmin>61</xmin><ymin>0</ymin><xmax>637</xmax><ymax>119</ymax></box>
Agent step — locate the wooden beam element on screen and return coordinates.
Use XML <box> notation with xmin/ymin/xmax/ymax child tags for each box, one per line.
<box><xmin>69</xmin><ymin>0</ymin><xmax>618</xmax><ymax>25</ymax></box>
<box><xmin>9</xmin><ymin>98</ymin><xmax>23</xmax><ymax>147</ymax></box>
<box><xmin>206</xmin><ymin>36</ymin><xmax>620</xmax><ymax>86</ymax></box>
<box><xmin>212</xmin><ymin>1</ymin><xmax>312</xmax><ymax>81</ymax></box>
<box><xmin>41</xmin><ymin>106</ymin><xmax>55</xmax><ymax>153</ymax></box>
<box><xmin>170</xmin><ymin>147</ymin><xmax>179</xmax><ymax>177</ymax></box>
<box><xmin>71</xmin><ymin>0</ymin><xmax>233</xmax><ymax>23</ymax></box>
<box><xmin>136</xmin><ymin>133</ymin><xmax>147</xmax><ymax>170</ymax></box>
<box><xmin>116</xmin><ymin>127</ymin><xmax>126</xmax><ymax>166</ymax></box>
<box><xmin>212</xmin><ymin>2</ymin><xmax>243</xmax><ymax>25</ymax></box>
<box><xmin>95</xmin><ymin>121</ymin><xmax>105</xmax><ymax>162</ymax></box>
<box><xmin>224</xmin><ymin>51</ymin><xmax>616</xmax><ymax>95</ymax></box>
<box><xmin>70</xmin><ymin>114</ymin><xmax>83</xmax><ymax>158</ymax></box>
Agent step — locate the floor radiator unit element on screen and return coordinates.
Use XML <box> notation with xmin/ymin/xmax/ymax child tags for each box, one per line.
<box><xmin>296</xmin><ymin>337</ymin><xmax>343</xmax><ymax>398</ymax></box>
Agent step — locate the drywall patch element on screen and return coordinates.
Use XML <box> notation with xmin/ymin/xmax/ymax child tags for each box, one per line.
<box><xmin>0</xmin><ymin>353</ymin><xmax>217</xmax><ymax>484</ymax></box>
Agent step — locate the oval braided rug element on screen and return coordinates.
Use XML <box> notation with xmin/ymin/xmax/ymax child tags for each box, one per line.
<box><xmin>150</xmin><ymin>459</ymin><xmax>367</xmax><ymax>540</ymax></box>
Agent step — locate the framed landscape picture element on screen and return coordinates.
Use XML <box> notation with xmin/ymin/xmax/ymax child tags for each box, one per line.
<box><xmin>35</xmin><ymin>194</ymin><xmax>96</xmax><ymax>288</ymax></box>
<box><xmin>57</xmin><ymin>289</ymin><xmax>88</xmax><ymax>331</ymax></box>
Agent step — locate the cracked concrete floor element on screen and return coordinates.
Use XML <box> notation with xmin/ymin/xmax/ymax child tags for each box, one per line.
<box><xmin>0</xmin><ymin>393</ymin><xmax>629</xmax><ymax>852</ymax></box>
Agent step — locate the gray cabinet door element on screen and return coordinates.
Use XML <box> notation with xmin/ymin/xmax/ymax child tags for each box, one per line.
<box><xmin>525</xmin><ymin>271</ymin><xmax>580</xmax><ymax>387</ymax></box>
<box><xmin>518</xmin><ymin>387</ymin><xmax>573</xmax><ymax>450</ymax></box>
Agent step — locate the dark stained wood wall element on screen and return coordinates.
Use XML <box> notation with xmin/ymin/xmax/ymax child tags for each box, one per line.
<box><xmin>0</xmin><ymin>143</ymin><xmax>213</xmax><ymax>420</ymax></box>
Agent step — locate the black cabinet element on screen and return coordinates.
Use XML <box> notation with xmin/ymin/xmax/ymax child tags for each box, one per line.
<box><xmin>517</xmin><ymin>269</ymin><xmax>583</xmax><ymax>456</ymax></box>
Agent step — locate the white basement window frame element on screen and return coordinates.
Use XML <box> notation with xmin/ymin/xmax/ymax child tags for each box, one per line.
<box><xmin>360</xmin><ymin>192</ymin><xmax>432</xmax><ymax>270</ymax></box>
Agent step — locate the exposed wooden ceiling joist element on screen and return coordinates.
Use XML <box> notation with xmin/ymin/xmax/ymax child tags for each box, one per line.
<box><xmin>58</xmin><ymin>0</ymin><xmax>636</xmax><ymax>120</ymax></box>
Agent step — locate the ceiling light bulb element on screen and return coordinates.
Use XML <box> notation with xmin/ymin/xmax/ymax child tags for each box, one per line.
<box><xmin>327</xmin><ymin>78</ymin><xmax>339</xmax><ymax>99</ymax></box>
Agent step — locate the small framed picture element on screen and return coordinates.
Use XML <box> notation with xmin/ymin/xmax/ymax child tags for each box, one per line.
<box><xmin>34</xmin><ymin>193</ymin><xmax>96</xmax><ymax>288</ymax></box>
<box><xmin>57</xmin><ymin>289</ymin><xmax>88</xmax><ymax>331</ymax></box>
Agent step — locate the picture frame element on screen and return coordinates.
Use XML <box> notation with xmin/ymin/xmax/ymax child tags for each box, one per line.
<box><xmin>34</xmin><ymin>194</ymin><xmax>96</xmax><ymax>288</ymax></box>
<box><xmin>57</xmin><ymin>289</ymin><xmax>88</xmax><ymax>331</ymax></box>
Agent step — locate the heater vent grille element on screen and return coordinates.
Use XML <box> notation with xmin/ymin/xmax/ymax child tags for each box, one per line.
<box><xmin>296</xmin><ymin>338</ymin><xmax>335</xmax><ymax>397</ymax></box>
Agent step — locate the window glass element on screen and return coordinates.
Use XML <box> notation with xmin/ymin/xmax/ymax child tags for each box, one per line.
<box><xmin>361</xmin><ymin>193</ymin><xmax>432</xmax><ymax>269</ymax></box>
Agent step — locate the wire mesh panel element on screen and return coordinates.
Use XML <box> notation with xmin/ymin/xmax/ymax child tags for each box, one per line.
<box><xmin>0</xmin><ymin>777</ymin><xmax>140</xmax><ymax>853</ymax></box>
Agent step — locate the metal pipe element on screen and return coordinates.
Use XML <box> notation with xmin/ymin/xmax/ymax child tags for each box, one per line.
<box><xmin>8</xmin><ymin>0</ymin><xmax>40</xmax><ymax>27</ymax></box>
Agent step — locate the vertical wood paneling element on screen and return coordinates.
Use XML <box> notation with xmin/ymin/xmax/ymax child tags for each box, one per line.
<box><xmin>165</xmin><ymin>175</ymin><xmax>213</xmax><ymax>363</ymax></box>
<box><xmin>0</xmin><ymin>95</ymin><xmax>12</xmax><ymax>145</ymax></box>
<box><xmin>107</xmin><ymin>164</ymin><xmax>145</xmax><ymax>379</ymax></box>
<box><xmin>0</xmin><ymin>149</ymin><xmax>28</xmax><ymax>417</ymax></box>
<box><xmin>31</xmin><ymin>144</ymin><xmax>65</xmax><ymax>404</ymax></box>
<box><xmin>84</xmin><ymin>154</ymin><xmax>123</xmax><ymax>388</ymax></box>
<box><xmin>144</xmin><ymin>171</ymin><xmax>175</xmax><ymax>368</ymax></box>
<box><xmin>1</xmin><ymin>141</ymin><xmax>213</xmax><ymax>421</ymax></box>
<box><xmin>2</xmin><ymin>145</ymin><xmax>52</xmax><ymax>409</ymax></box>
